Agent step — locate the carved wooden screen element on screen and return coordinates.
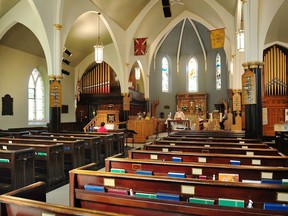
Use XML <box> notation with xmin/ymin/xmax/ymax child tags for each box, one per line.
<box><xmin>81</xmin><ymin>62</ymin><xmax>111</xmax><ymax>94</ymax></box>
<box><xmin>262</xmin><ymin>45</ymin><xmax>288</xmax><ymax>136</ymax></box>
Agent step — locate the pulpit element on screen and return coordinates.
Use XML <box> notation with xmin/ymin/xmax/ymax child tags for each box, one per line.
<box><xmin>96</xmin><ymin>110</ymin><xmax>119</xmax><ymax>128</ymax></box>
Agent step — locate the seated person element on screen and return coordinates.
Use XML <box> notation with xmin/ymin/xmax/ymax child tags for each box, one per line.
<box><xmin>97</xmin><ymin>122</ymin><xmax>108</xmax><ymax>133</ymax></box>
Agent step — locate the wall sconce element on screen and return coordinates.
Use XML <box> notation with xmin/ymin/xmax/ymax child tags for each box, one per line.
<box><xmin>94</xmin><ymin>13</ymin><xmax>104</xmax><ymax>63</ymax></box>
<box><xmin>135</xmin><ymin>67</ymin><xmax>141</xmax><ymax>80</ymax></box>
<box><xmin>63</xmin><ymin>47</ymin><xmax>72</xmax><ymax>57</ymax></box>
<box><xmin>62</xmin><ymin>58</ymin><xmax>70</xmax><ymax>65</ymax></box>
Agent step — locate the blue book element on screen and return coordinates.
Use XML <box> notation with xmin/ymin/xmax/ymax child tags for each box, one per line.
<box><xmin>64</xmin><ymin>146</ymin><xmax>71</xmax><ymax>151</ymax></box>
<box><xmin>230</xmin><ymin>160</ymin><xmax>241</xmax><ymax>165</ymax></box>
<box><xmin>261</xmin><ymin>179</ymin><xmax>282</xmax><ymax>184</ymax></box>
<box><xmin>172</xmin><ymin>157</ymin><xmax>182</xmax><ymax>162</ymax></box>
<box><xmin>264</xmin><ymin>203</ymin><xmax>288</xmax><ymax>211</ymax></box>
<box><xmin>136</xmin><ymin>170</ymin><xmax>153</xmax><ymax>176</ymax></box>
<box><xmin>156</xmin><ymin>192</ymin><xmax>180</xmax><ymax>201</ymax></box>
<box><xmin>84</xmin><ymin>185</ymin><xmax>105</xmax><ymax>192</ymax></box>
<box><xmin>168</xmin><ymin>172</ymin><xmax>185</xmax><ymax>178</ymax></box>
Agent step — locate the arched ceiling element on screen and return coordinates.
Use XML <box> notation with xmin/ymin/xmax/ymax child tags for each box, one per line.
<box><xmin>1</xmin><ymin>0</ymin><xmax>288</xmax><ymax>67</ymax></box>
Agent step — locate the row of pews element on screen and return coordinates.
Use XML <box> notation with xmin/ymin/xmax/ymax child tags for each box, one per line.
<box><xmin>1</xmin><ymin>130</ymin><xmax>288</xmax><ymax>215</ymax></box>
<box><xmin>67</xmin><ymin>130</ymin><xmax>288</xmax><ymax>215</ymax></box>
<box><xmin>0</xmin><ymin>130</ymin><xmax>125</xmax><ymax>192</ymax></box>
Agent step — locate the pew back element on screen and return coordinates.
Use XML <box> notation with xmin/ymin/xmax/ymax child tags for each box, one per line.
<box><xmin>69</xmin><ymin>166</ymin><xmax>288</xmax><ymax>215</ymax></box>
<box><xmin>0</xmin><ymin>181</ymin><xmax>125</xmax><ymax>216</ymax></box>
<box><xmin>0</xmin><ymin>148</ymin><xmax>35</xmax><ymax>194</ymax></box>
<box><xmin>129</xmin><ymin>149</ymin><xmax>288</xmax><ymax>166</ymax></box>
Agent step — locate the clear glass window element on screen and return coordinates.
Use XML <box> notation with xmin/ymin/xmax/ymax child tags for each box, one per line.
<box><xmin>28</xmin><ymin>69</ymin><xmax>45</xmax><ymax>121</ymax></box>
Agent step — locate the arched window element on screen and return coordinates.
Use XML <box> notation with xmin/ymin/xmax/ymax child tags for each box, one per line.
<box><xmin>161</xmin><ymin>57</ymin><xmax>169</xmax><ymax>92</ymax></box>
<box><xmin>216</xmin><ymin>53</ymin><xmax>221</xmax><ymax>90</ymax></box>
<box><xmin>28</xmin><ymin>69</ymin><xmax>45</xmax><ymax>122</ymax></box>
<box><xmin>187</xmin><ymin>57</ymin><xmax>198</xmax><ymax>92</ymax></box>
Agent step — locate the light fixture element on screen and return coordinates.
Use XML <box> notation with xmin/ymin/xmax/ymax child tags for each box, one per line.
<box><xmin>63</xmin><ymin>47</ymin><xmax>72</xmax><ymax>57</ymax></box>
<box><xmin>94</xmin><ymin>13</ymin><xmax>104</xmax><ymax>63</ymax></box>
<box><xmin>62</xmin><ymin>58</ymin><xmax>70</xmax><ymax>65</ymax></box>
<box><xmin>135</xmin><ymin>67</ymin><xmax>141</xmax><ymax>80</ymax></box>
<box><xmin>236</xmin><ymin>29</ymin><xmax>244</xmax><ymax>52</ymax></box>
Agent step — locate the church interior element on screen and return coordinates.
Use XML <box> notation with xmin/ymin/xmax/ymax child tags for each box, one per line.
<box><xmin>0</xmin><ymin>0</ymin><xmax>288</xmax><ymax>215</ymax></box>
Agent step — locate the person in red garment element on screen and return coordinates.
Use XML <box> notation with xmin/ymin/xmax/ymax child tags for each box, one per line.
<box><xmin>98</xmin><ymin>122</ymin><xmax>108</xmax><ymax>133</ymax></box>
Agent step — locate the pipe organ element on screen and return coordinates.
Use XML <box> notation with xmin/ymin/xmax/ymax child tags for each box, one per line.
<box><xmin>263</xmin><ymin>45</ymin><xmax>287</xmax><ymax>96</ymax></box>
<box><xmin>81</xmin><ymin>62</ymin><xmax>111</xmax><ymax>94</ymax></box>
<box><xmin>263</xmin><ymin>45</ymin><xmax>288</xmax><ymax>136</ymax></box>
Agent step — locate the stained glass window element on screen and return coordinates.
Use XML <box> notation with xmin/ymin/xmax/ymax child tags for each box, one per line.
<box><xmin>216</xmin><ymin>53</ymin><xmax>221</xmax><ymax>90</ymax></box>
<box><xmin>162</xmin><ymin>57</ymin><xmax>169</xmax><ymax>92</ymax></box>
<box><xmin>188</xmin><ymin>57</ymin><xmax>198</xmax><ymax>92</ymax></box>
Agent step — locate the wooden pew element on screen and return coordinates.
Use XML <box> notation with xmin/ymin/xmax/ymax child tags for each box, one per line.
<box><xmin>0</xmin><ymin>137</ymin><xmax>86</xmax><ymax>171</ymax></box>
<box><xmin>94</xmin><ymin>132</ymin><xmax>125</xmax><ymax>155</ymax></box>
<box><xmin>105</xmin><ymin>155</ymin><xmax>288</xmax><ymax>182</ymax></box>
<box><xmin>154</xmin><ymin>139</ymin><xmax>270</xmax><ymax>149</ymax></box>
<box><xmin>40</xmin><ymin>132</ymin><xmax>115</xmax><ymax>158</ymax></box>
<box><xmin>0</xmin><ymin>148</ymin><xmax>35</xmax><ymax>194</ymax></box>
<box><xmin>0</xmin><ymin>142</ymin><xmax>65</xmax><ymax>190</ymax></box>
<box><xmin>0</xmin><ymin>181</ymin><xmax>125</xmax><ymax>216</ymax></box>
<box><xmin>171</xmin><ymin>130</ymin><xmax>246</xmax><ymax>138</ymax></box>
<box><xmin>143</xmin><ymin>143</ymin><xmax>281</xmax><ymax>156</ymax></box>
<box><xmin>129</xmin><ymin>149</ymin><xmax>288</xmax><ymax>166</ymax></box>
<box><xmin>69</xmin><ymin>165</ymin><xmax>288</xmax><ymax>215</ymax></box>
<box><xmin>22</xmin><ymin>134</ymin><xmax>102</xmax><ymax>165</ymax></box>
<box><xmin>164</xmin><ymin>135</ymin><xmax>262</xmax><ymax>143</ymax></box>
<box><xmin>275</xmin><ymin>131</ymin><xmax>288</xmax><ymax>155</ymax></box>
<box><xmin>41</xmin><ymin>131</ymin><xmax>125</xmax><ymax>159</ymax></box>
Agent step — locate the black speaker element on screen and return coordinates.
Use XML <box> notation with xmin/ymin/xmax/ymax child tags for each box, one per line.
<box><xmin>61</xmin><ymin>69</ymin><xmax>70</xmax><ymax>76</ymax></box>
<box><xmin>162</xmin><ymin>0</ymin><xmax>170</xmax><ymax>6</ymax></box>
<box><xmin>62</xmin><ymin>58</ymin><xmax>70</xmax><ymax>65</ymax></box>
<box><xmin>162</xmin><ymin>0</ymin><xmax>171</xmax><ymax>18</ymax></box>
<box><xmin>163</xmin><ymin>7</ymin><xmax>171</xmax><ymax>17</ymax></box>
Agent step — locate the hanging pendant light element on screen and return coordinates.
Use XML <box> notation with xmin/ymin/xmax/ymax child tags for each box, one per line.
<box><xmin>94</xmin><ymin>13</ymin><xmax>104</xmax><ymax>63</ymax></box>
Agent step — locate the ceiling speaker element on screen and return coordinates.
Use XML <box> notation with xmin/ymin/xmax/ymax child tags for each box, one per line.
<box><xmin>163</xmin><ymin>7</ymin><xmax>171</xmax><ymax>18</ymax></box>
<box><xmin>61</xmin><ymin>69</ymin><xmax>70</xmax><ymax>76</ymax></box>
<box><xmin>162</xmin><ymin>0</ymin><xmax>170</xmax><ymax>6</ymax></box>
<box><xmin>162</xmin><ymin>0</ymin><xmax>171</xmax><ymax>18</ymax></box>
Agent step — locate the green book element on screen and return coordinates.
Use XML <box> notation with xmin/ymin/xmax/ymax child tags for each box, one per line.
<box><xmin>0</xmin><ymin>158</ymin><xmax>10</xmax><ymax>163</ymax></box>
<box><xmin>110</xmin><ymin>168</ymin><xmax>125</xmax><ymax>173</ymax></box>
<box><xmin>37</xmin><ymin>152</ymin><xmax>47</xmax><ymax>156</ymax></box>
<box><xmin>135</xmin><ymin>192</ymin><xmax>157</xmax><ymax>199</ymax></box>
<box><xmin>189</xmin><ymin>197</ymin><xmax>215</xmax><ymax>205</ymax></box>
<box><xmin>218</xmin><ymin>198</ymin><xmax>244</xmax><ymax>208</ymax></box>
<box><xmin>282</xmin><ymin>179</ymin><xmax>288</xmax><ymax>184</ymax></box>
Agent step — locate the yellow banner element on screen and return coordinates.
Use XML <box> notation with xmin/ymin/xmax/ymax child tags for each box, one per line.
<box><xmin>210</xmin><ymin>28</ymin><xmax>225</xmax><ymax>49</ymax></box>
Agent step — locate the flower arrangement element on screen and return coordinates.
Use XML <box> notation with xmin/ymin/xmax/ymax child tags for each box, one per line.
<box><xmin>181</xmin><ymin>105</ymin><xmax>188</xmax><ymax>112</ymax></box>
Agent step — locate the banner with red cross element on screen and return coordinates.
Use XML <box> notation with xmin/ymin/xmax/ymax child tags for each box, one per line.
<box><xmin>134</xmin><ymin>37</ymin><xmax>148</xmax><ymax>56</ymax></box>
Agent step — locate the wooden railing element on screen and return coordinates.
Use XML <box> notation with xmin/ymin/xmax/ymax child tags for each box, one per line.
<box><xmin>83</xmin><ymin>116</ymin><xmax>97</xmax><ymax>132</ymax></box>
